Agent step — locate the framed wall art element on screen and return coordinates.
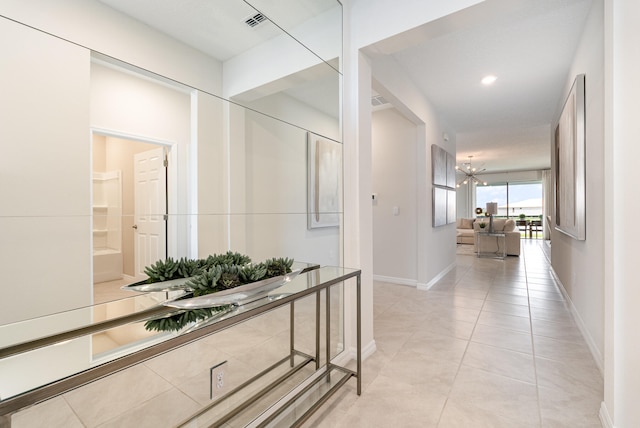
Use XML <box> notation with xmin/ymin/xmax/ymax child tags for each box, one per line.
<box><xmin>554</xmin><ymin>74</ymin><xmax>586</xmax><ymax>240</ymax></box>
<box><xmin>431</xmin><ymin>144</ymin><xmax>456</xmax><ymax>227</ymax></box>
<box><xmin>308</xmin><ymin>132</ymin><xmax>341</xmax><ymax>229</ymax></box>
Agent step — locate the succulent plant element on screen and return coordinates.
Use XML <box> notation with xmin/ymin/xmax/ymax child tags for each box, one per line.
<box><xmin>143</xmin><ymin>253</ymin><xmax>295</xmax><ymax>332</ymax></box>
<box><xmin>203</xmin><ymin>251</ymin><xmax>252</xmax><ymax>269</ymax></box>
<box><xmin>177</xmin><ymin>257</ymin><xmax>203</xmax><ymax>278</ymax></box>
<box><xmin>218</xmin><ymin>264</ymin><xmax>242</xmax><ymax>289</ymax></box>
<box><xmin>144</xmin><ymin>306</ymin><xmax>231</xmax><ymax>332</ymax></box>
<box><xmin>186</xmin><ymin>266</ymin><xmax>223</xmax><ymax>297</ymax></box>
<box><xmin>144</xmin><ymin>258</ymin><xmax>179</xmax><ymax>283</ymax></box>
<box><xmin>239</xmin><ymin>263</ymin><xmax>267</xmax><ymax>283</ymax></box>
<box><xmin>263</xmin><ymin>257</ymin><xmax>294</xmax><ymax>277</ymax></box>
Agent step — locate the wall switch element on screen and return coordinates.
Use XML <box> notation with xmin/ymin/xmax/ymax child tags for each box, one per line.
<box><xmin>393</xmin><ymin>206</ymin><xmax>399</xmax><ymax>216</ymax></box>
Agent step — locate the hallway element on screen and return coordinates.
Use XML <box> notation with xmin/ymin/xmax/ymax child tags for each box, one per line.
<box><xmin>309</xmin><ymin>240</ymin><xmax>603</xmax><ymax>427</ymax></box>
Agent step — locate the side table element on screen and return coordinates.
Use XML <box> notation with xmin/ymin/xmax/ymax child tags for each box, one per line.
<box><xmin>476</xmin><ymin>231</ymin><xmax>506</xmax><ymax>259</ymax></box>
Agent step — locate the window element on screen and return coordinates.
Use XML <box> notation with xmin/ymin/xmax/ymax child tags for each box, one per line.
<box><xmin>476</xmin><ymin>182</ymin><xmax>542</xmax><ymax>218</ymax></box>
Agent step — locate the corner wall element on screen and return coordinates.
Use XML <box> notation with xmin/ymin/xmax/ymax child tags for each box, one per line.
<box><xmin>372</xmin><ymin>108</ymin><xmax>418</xmax><ymax>284</ymax></box>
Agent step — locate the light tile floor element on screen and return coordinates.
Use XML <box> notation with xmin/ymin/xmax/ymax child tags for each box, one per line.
<box><xmin>306</xmin><ymin>240</ymin><xmax>603</xmax><ymax>427</ymax></box>
<box><xmin>11</xmin><ymin>240</ymin><xmax>603</xmax><ymax>427</ymax></box>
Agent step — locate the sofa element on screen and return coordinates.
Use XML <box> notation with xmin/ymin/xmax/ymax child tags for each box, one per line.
<box><xmin>456</xmin><ymin>218</ymin><xmax>477</xmax><ymax>245</ymax></box>
<box><xmin>456</xmin><ymin>217</ymin><xmax>521</xmax><ymax>256</ymax></box>
<box><xmin>473</xmin><ymin>218</ymin><xmax>521</xmax><ymax>256</ymax></box>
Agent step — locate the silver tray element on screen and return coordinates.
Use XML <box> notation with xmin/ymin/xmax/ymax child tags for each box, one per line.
<box><xmin>121</xmin><ymin>277</ymin><xmax>194</xmax><ymax>293</ymax></box>
<box><xmin>164</xmin><ymin>269</ymin><xmax>303</xmax><ymax>309</ymax></box>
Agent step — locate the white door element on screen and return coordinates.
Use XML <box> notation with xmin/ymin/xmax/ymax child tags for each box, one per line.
<box><xmin>134</xmin><ymin>147</ymin><xmax>167</xmax><ymax>278</ymax></box>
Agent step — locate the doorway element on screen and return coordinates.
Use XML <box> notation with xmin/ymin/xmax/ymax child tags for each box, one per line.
<box><xmin>91</xmin><ymin>132</ymin><xmax>170</xmax><ymax>290</ymax></box>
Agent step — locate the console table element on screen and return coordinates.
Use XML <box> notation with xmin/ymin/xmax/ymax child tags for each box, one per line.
<box><xmin>0</xmin><ymin>265</ymin><xmax>362</xmax><ymax>428</ymax></box>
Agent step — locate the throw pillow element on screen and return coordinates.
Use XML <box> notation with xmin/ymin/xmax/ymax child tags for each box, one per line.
<box><xmin>461</xmin><ymin>218</ymin><xmax>475</xmax><ymax>229</ymax></box>
<box><xmin>492</xmin><ymin>219</ymin><xmax>506</xmax><ymax>231</ymax></box>
<box><xmin>504</xmin><ymin>219</ymin><xmax>516</xmax><ymax>231</ymax></box>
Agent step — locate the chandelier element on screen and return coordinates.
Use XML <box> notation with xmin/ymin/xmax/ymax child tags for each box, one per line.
<box><xmin>455</xmin><ymin>156</ymin><xmax>487</xmax><ymax>187</ymax></box>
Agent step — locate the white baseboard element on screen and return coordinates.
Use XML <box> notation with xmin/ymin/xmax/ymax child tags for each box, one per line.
<box><xmin>550</xmin><ymin>267</ymin><xmax>604</xmax><ymax>376</ymax></box>
<box><xmin>417</xmin><ymin>261</ymin><xmax>456</xmax><ymax>291</ymax></box>
<box><xmin>336</xmin><ymin>339</ymin><xmax>376</xmax><ymax>368</ymax></box>
<box><xmin>599</xmin><ymin>401</ymin><xmax>614</xmax><ymax>428</ymax></box>
<box><xmin>372</xmin><ymin>274</ymin><xmax>417</xmax><ymax>287</ymax></box>
<box><xmin>373</xmin><ymin>262</ymin><xmax>456</xmax><ymax>292</ymax></box>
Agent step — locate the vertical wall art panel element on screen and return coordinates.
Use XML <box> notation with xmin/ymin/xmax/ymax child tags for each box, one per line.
<box><xmin>431</xmin><ymin>144</ymin><xmax>447</xmax><ymax>186</ymax></box>
<box><xmin>446</xmin><ymin>152</ymin><xmax>456</xmax><ymax>188</ymax></box>
<box><xmin>433</xmin><ymin>187</ymin><xmax>447</xmax><ymax>227</ymax></box>
<box><xmin>308</xmin><ymin>132</ymin><xmax>341</xmax><ymax>229</ymax></box>
<box><xmin>447</xmin><ymin>189</ymin><xmax>457</xmax><ymax>224</ymax></box>
<box><xmin>431</xmin><ymin>144</ymin><xmax>456</xmax><ymax>227</ymax></box>
<box><xmin>555</xmin><ymin>74</ymin><xmax>586</xmax><ymax>240</ymax></box>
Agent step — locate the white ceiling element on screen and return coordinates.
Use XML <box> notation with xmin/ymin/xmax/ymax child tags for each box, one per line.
<box><xmin>366</xmin><ymin>0</ymin><xmax>594</xmax><ymax>173</ymax></box>
<box><xmin>98</xmin><ymin>0</ymin><xmax>594</xmax><ymax>174</ymax></box>
<box><xmin>98</xmin><ymin>0</ymin><xmax>337</xmax><ymax>61</ymax></box>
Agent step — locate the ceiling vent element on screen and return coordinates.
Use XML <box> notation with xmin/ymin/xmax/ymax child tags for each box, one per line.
<box><xmin>371</xmin><ymin>95</ymin><xmax>389</xmax><ymax>107</ymax></box>
<box><xmin>244</xmin><ymin>12</ymin><xmax>268</xmax><ymax>28</ymax></box>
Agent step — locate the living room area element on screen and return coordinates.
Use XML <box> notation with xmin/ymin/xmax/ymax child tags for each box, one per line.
<box><xmin>455</xmin><ymin>169</ymin><xmax>550</xmax><ymax>257</ymax></box>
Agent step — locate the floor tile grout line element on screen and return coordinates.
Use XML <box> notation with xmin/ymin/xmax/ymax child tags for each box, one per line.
<box><xmin>435</xmin><ymin>256</ymin><xmax>505</xmax><ymax>427</ymax></box>
<box><xmin>433</xmin><ymin>255</ymin><xmax>492</xmax><ymax>427</ymax></box>
<box><xmin>522</xmin><ymin>241</ymin><xmax>545</xmax><ymax>427</ymax></box>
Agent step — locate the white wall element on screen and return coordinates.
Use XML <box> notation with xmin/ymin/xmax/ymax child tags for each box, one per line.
<box><xmin>603</xmin><ymin>0</ymin><xmax>640</xmax><ymax>426</ymax></box>
<box><xmin>228</xmin><ymin>92</ymin><xmax>341</xmax><ymax>266</ymax></box>
<box><xmin>550</xmin><ymin>0</ymin><xmax>605</xmax><ymax>371</ymax></box>
<box><xmin>369</xmin><ymin>55</ymin><xmax>457</xmax><ymax>289</ymax></box>
<box><xmin>0</xmin><ymin>18</ymin><xmax>92</xmax><ymax>325</ymax></box>
<box><xmin>0</xmin><ymin>0</ymin><xmax>223</xmax><ymax>325</ymax></box>
<box><xmin>342</xmin><ymin>0</ymin><xmax>478</xmax><ymax>357</ymax></box>
<box><xmin>372</xmin><ymin>108</ymin><xmax>418</xmax><ymax>284</ymax></box>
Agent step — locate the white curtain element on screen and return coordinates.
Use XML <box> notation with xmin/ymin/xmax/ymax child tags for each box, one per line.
<box><xmin>542</xmin><ymin>169</ymin><xmax>553</xmax><ymax>240</ymax></box>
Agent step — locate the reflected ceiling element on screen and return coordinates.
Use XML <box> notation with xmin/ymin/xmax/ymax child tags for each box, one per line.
<box><xmin>98</xmin><ymin>0</ymin><xmax>338</xmax><ymax>62</ymax></box>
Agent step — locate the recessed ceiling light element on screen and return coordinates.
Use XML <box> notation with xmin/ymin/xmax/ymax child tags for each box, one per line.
<box><xmin>481</xmin><ymin>75</ymin><xmax>497</xmax><ymax>85</ymax></box>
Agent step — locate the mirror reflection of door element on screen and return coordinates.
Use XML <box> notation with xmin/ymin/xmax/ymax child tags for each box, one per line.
<box><xmin>92</xmin><ymin>134</ymin><xmax>168</xmax><ymax>295</ymax></box>
<box><xmin>134</xmin><ymin>147</ymin><xmax>167</xmax><ymax>278</ymax></box>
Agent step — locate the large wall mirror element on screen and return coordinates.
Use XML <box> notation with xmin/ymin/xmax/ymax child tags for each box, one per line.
<box><xmin>0</xmin><ymin>0</ymin><xmax>342</xmax><ymax>401</ymax></box>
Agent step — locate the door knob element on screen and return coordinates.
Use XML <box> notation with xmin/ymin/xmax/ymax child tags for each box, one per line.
<box><xmin>132</xmin><ymin>224</ymin><xmax>138</xmax><ymax>230</ymax></box>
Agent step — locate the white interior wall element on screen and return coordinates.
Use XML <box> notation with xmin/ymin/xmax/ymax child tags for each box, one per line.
<box><xmin>196</xmin><ymin>93</ymin><xmax>228</xmax><ymax>257</ymax></box>
<box><xmin>228</xmin><ymin>92</ymin><xmax>341</xmax><ymax>266</ymax></box>
<box><xmin>371</xmin><ymin>108</ymin><xmax>418</xmax><ymax>284</ymax></box>
<box><xmin>550</xmin><ymin>0</ymin><xmax>605</xmax><ymax>371</ymax></box>
<box><xmin>342</xmin><ymin>0</ymin><xmax>478</xmax><ymax>357</ymax></box>
<box><xmin>603</xmin><ymin>0</ymin><xmax>640</xmax><ymax>426</ymax></box>
<box><xmin>369</xmin><ymin>55</ymin><xmax>457</xmax><ymax>289</ymax></box>
<box><xmin>0</xmin><ymin>18</ymin><xmax>92</xmax><ymax>325</ymax></box>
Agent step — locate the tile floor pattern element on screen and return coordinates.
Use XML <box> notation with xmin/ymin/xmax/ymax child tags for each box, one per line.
<box><xmin>305</xmin><ymin>240</ymin><xmax>603</xmax><ymax>427</ymax></box>
<box><xmin>11</xmin><ymin>240</ymin><xmax>603</xmax><ymax>427</ymax></box>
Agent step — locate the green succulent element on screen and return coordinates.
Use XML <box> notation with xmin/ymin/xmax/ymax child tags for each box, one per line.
<box><xmin>144</xmin><ymin>306</ymin><xmax>231</xmax><ymax>332</ymax></box>
<box><xmin>144</xmin><ymin>257</ymin><xmax>179</xmax><ymax>283</ymax></box>
<box><xmin>143</xmin><ymin>253</ymin><xmax>295</xmax><ymax>332</ymax></box>
<box><xmin>203</xmin><ymin>251</ymin><xmax>252</xmax><ymax>269</ymax></box>
<box><xmin>239</xmin><ymin>263</ymin><xmax>267</xmax><ymax>283</ymax></box>
<box><xmin>263</xmin><ymin>257</ymin><xmax>294</xmax><ymax>278</ymax></box>
<box><xmin>218</xmin><ymin>264</ymin><xmax>242</xmax><ymax>289</ymax></box>
<box><xmin>177</xmin><ymin>257</ymin><xmax>203</xmax><ymax>278</ymax></box>
<box><xmin>186</xmin><ymin>266</ymin><xmax>223</xmax><ymax>297</ymax></box>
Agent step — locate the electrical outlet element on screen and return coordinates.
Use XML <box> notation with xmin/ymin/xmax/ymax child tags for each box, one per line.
<box><xmin>210</xmin><ymin>361</ymin><xmax>229</xmax><ymax>400</ymax></box>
